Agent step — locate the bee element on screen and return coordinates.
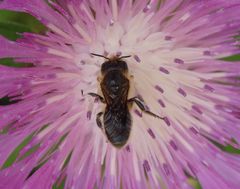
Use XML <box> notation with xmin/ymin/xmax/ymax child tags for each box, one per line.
<box><xmin>87</xmin><ymin>53</ymin><xmax>164</xmax><ymax>148</ymax></box>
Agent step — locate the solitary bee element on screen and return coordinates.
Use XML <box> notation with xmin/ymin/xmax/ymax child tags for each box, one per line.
<box><xmin>87</xmin><ymin>53</ymin><xmax>164</xmax><ymax>148</ymax></box>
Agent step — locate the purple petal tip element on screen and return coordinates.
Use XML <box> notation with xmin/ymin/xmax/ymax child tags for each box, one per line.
<box><xmin>159</xmin><ymin>67</ymin><xmax>170</xmax><ymax>74</ymax></box>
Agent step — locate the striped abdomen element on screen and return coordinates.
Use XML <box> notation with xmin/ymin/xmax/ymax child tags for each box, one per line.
<box><xmin>103</xmin><ymin>106</ymin><xmax>132</xmax><ymax>148</ymax></box>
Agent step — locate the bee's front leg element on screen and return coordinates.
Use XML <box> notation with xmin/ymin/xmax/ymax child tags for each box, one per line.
<box><xmin>87</xmin><ymin>92</ymin><xmax>106</xmax><ymax>103</ymax></box>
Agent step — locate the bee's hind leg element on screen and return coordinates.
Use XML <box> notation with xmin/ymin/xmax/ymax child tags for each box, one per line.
<box><xmin>96</xmin><ymin>112</ymin><xmax>104</xmax><ymax>128</ymax></box>
<box><xmin>128</xmin><ymin>97</ymin><xmax>164</xmax><ymax>119</ymax></box>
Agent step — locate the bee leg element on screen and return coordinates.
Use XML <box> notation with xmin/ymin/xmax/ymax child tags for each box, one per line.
<box><xmin>96</xmin><ymin>112</ymin><xmax>104</xmax><ymax>128</ymax></box>
<box><xmin>88</xmin><ymin>92</ymin><xmax>105</xmax><ymax>103</ymax></box>
<box><xmin>128</xmin><ymin>97</ymin><xmax>164</xmax><ymax>119</ymax></box>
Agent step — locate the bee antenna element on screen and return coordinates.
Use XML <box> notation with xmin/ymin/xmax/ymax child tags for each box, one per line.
<box><xmin>119</xmin><ymin>55</ymin><xmax>131</xmax><ymax>59</ymax></box>
<box><xmin>91</xmin><ymin>53</ymin><xmax>110</xmax><ymax>60</ymax></box>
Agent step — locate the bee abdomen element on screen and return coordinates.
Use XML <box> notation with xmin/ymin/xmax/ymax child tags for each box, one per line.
<box><xmin>104</xmin><ymin>110</ymin><xmax>131</xmax><ymax>147</ymax></box>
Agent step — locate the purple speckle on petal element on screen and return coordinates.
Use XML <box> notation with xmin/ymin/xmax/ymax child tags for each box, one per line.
<box><xmin>178</xmin><ymin>88</ymin><xmax>187</xmax><ymax>97</ymax></box>
<box><xmin>174</xmin><ymin>58</ymin><xmax>184</xmax><ymax>64</ymax></box>
<box><xmin>134</xmin><ymin>109</ymin><xmax>142</xmax><ymax>117</ymax></box>
<box><xmin>80</xmin><ymin>60</ymin><xmax>86</xmax><ymax>65</ymax></box>
<box><xmin>158</xmin><ymin>99</ymin><xmax>165</xmax><ymax>108</ymax></box>
<box><xmin>147</xmin><ymin>128</ymin><xmax>155</xmax><ymax>139</ymax></box>
<box><xmin>159</xmin><ymin>67</ymin><xmax>170</xmax><ymax>74</ymax></box>
<box><xmin>165</xmin><ymin>36</ymin><xmax>172</xmax><ymax>40</ymax></box>
<box><xmin>87</xmin><ymin>111</ymin><xmax>92</xmax><ymax>120</ymax></box>
<box><xmin>126</xmin><ymin>145</ymin><xmax>130</xmax><ymax>152</ymax></box>
<box><xmin>204</xmin><ymin>84</ymin><xmax>214</xmax><ymax>92</ymax></box>
<box><xmin>192</xmin><ymin>105</ymin><xmax>202</xmax><ymax>114</ymax></box>
<box><xmin>46</xmin><ymin>73</ymin><xmax>56</xmax><ymax>79</ymax></box>
<box><xmin>170</xmin><ymin>140</ymin><xmax>178</xmax><ymax>150</ymax></box>
<box><xmin>203</xmin><ymin>50</ymin><xmax>211</xmax><ymax>56</ymax></box>
<box><xmin>134</xmin><ymin>55</ymin><xmax>141</xmax><ymax>63</ymax></box>
<box><xmin>155</xmin><ymin>85</ymin><xmax>164</xmax><ymax>93</ymax></box>
<box><xmin>164</xmin><ymin>117</ymin><xmax>170</xmax><ymax>126</ymax></box>
<box><xmin>190</xmin><ymin>127</ymin><xmax>198</xmax><ymax>135</ymax></box>
<box><xmin>143</xmin><ymin>160</ymin><xmax>151</xmax><ymax>172</ymax></box>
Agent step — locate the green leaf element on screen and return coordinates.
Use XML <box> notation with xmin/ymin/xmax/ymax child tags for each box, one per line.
<box><xmin>52</xmin><ymin>177</ymin><xmax>66</xmax><ymax>189</ymax></box>
<box><xmin>0</xmin><ymin>10</ymin><xmax>46</xmax><ymax>40</ymax></box>
<box><xmin>188</xmin><ymin>178</ymin><xmax>202</xmax><ymax>189</ymax></box>
<box><xmin>1</xmin><ymin>132</ymin><xmax>35</xmax><ymax>169</ymax></box>
<box><xmin>220</xmin><ymin>54</ymin><xmax>240</xmax><ymax>62</ymax></box>
<box><xmin>0</xmin><ymin>58</ymin><xmax>33</xmax><ymax>67</ymax></box>
<box><xmin>38</xmin><ymin>133</ymin><xmax>69</xmax><ymax>164</ymax></box>
<box><xmin>18</xmin><ymin>144</ymin><xmax>40</xmax><ymax>162</ymax></box>
<box><xmin>0</xmin><ymin>95</ymin><xmax>21</xmax><ymax>106</ymax></box>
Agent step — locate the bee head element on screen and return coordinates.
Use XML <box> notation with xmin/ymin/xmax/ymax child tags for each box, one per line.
<box><xmin>90</xmin><ymin>53</ymin><xmax>130</xmax><ymax>74</ymax></box>
<box><xmin>101</xmin><ymin>60</ymin><xmax>128</xmax><ymax>74</ymax></box>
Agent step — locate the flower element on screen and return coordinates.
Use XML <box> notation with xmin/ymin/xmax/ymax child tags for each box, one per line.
<box><xmin>0</xmin><ymin>0</ymin><xmax>240</xmax><ymax>188</ymax></box>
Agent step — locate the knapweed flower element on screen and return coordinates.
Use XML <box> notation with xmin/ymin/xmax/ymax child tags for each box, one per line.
<box><xmin>0</xmin><ymin>0</ymin><xmax>240</xmax><ymax>189</ymax></box>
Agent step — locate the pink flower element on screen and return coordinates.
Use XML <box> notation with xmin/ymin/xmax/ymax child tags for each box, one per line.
<box><xmin>0</xmin><ymin>0</ymin><xmax>240</xmax><ymax>189</ymax></box>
